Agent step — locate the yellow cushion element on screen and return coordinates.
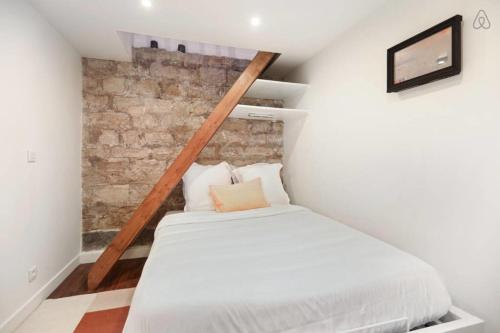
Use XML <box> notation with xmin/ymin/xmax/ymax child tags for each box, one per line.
<box><xmin>210</xmin><ymin>178</ymin><xmax>269</xmax><ymax>212</ymax></box>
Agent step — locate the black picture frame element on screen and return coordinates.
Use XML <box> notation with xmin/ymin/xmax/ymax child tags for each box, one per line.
<box><xmin>387</xmin><ymin>15</ymin><xmax>462</xmax><ymax>93</ymax></box>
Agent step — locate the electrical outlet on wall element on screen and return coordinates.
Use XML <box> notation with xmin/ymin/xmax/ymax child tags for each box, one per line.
<box><xmin>28</xmin><ymin>265</ymin><xmax>38</xmax><ymax>283</ymax></box>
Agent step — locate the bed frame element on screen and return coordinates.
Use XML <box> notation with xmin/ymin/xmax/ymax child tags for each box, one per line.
<box><xmin>338</xmin><ymin>306</ymin><xmax>483</xmax><ymax>333</ymax></box>
<box><xmin>413</xmin><ymin>307</ymin><xmax>483</xmax><ymax>333</ymax></box>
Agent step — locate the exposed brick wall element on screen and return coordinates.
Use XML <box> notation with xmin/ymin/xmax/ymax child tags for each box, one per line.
<box><xmin>82</xmin><ymin>48</ymin><xmax>284</xmax><ymax>250</ymax></box>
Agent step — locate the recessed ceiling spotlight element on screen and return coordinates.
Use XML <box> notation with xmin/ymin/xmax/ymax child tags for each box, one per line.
<box><xmin>250</xmin><ymin>16</ymin><xmax>261</xmax><ymax>27</ymax></box>
<box><xmin>141</xmin><ymin>0</ymin><xmax>152</xmax><ymax>8</ymax></box>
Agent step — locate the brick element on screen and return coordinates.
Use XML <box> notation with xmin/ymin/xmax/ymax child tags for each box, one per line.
<box><xmin>102</xmin><ymin>77</ymin><xmax>126</xmax><ymax>94</ymax></box>
<box><xmin>84</xmin><ymin>94</ymin><xmax>110</xmax><ymax>112</ymax></box>
<box><xmin>98</xmin><ymin>130</ymin><xmax>120</xmax><ymax>146</ymax></box>
<box><xmin>200</xmin><ymin>67</ymin><xmax>226</xmax><ymax>85</ymax></box>
<box><xmin>81</xmin><ymin>48</ymin><xmax>284</xmax><ymax>250</ymax></box>
<box><xmin>132</xmin><ymin>79</ymin><xmax>160</xmax><ymax>97</ymax></box>
<box><xmin>84</xmin><ymin>59</ymin><xmax>117</xmax><ymax>78</ymax></box>
<box><xmin>93</xmin><ymin>185</ymin><xmax>129</xmax><ymax>205</ymax></box>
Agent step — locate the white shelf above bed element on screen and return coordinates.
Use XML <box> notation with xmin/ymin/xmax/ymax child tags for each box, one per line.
<box><xmin>231</xmin><ymin>79</ymin><xmax>309</xmax><ymax>122</ymax></box>
<box><xmin>229</xmin><ymin>104</ymin><xmax>308</xmax><ymax>122</ymax></box>
<box><xmin>244</xmin><ymin>79</ymin><xmax>308</xmax><ymax>102</ymax></box>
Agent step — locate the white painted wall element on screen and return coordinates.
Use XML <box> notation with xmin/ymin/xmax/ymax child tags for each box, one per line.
<box><xmin>0</xmin><ymin>0</ymin><xmax>82</xmax><ymax>331</ymax></box>
<box><xmin>285</xmin><ymin>1</ymin><xmax>500</xmax><ymax>332</ymax></box>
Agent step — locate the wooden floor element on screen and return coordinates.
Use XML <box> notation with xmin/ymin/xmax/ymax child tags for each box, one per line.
<box><xmin>49</xmin><ymin>258</ymin><xmax>147</xmax><ymax>299</ymax></box>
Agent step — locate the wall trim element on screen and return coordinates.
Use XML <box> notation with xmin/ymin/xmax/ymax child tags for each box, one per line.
<box><xmin>0</xmin><ymin>246</ymin><xmax>150</xmax><ymax>333</ymax></box>
<box><xmin>0</xmin><ymin>255</ymin><xmax>80</xmax><ymax>333</ymax></box>
<box><xmin>79</xmin><ymin>245</ymin><xmax>151</xmax><ymax>264</ymax></box>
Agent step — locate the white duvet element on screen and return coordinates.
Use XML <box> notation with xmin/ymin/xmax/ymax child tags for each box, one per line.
<box><xmin>124</xmin><ymin>205</ymin><xmax>451</xmax><ymax>333</ymax></box>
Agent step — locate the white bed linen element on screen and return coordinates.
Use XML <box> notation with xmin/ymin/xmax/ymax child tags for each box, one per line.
<box><xmin>124</xmin><ymin>205</ymin><xmax>451</xmax><ymax>333</ymax></box>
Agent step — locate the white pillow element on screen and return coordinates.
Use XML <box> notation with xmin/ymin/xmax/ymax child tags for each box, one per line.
<box><xmin>232</xmin><ymin>163</ymin><xmax>290</xmax><ymax>205</ymax></box>
<box><xmin>182</xmin><ymin>162</ymin><xmax>232</xmax><ymax>211</ymax></box>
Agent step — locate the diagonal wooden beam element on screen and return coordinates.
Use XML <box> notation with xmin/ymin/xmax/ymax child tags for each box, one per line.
<box><xmin>87</xmin><ymin>51</ymin><xmax>276</xmax><ymax>290</ymax></box>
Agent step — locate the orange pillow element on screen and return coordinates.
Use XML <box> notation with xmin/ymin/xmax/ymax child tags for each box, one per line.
<box><xmin>210</xmin><ymin>178</ymin><xmax>269</xmax><ymax>212</ymax></box>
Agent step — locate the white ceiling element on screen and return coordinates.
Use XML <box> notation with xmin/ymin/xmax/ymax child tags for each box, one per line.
<box><xmin>29</xmin><ymin>0</ymin><xmax>387</xmax><ymax>77</ymax></box>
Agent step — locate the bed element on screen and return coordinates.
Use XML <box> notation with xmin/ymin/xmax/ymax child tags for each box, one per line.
<box><xmin>123</xmin><ymin>205</ymin><xmax>472</xmax><ymax>333</ymax></box>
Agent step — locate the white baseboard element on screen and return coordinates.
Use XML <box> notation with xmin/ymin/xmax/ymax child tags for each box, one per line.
<box><xmin>1</xmin><ymin>246</ymin><xmax>150</xmax><ymax>333</ymax></box>
<box><xmin>0</xmin><ymin>255</ymin><xmax>80</xmax><ymax>333</ymax></box>
<box><xmin>79</xmin><ymin>245</ymin><xmax>151</xmax><ymax>264</ymax></box>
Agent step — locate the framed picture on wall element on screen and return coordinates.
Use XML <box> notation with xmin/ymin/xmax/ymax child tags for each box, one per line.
<box><xmin>387</xmin><ymin>15</ymin><xmax>462</xmax><ymax>93</ymax></box>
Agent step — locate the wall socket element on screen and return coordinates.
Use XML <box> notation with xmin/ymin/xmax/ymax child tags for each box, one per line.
<box><xmin>28</xmin><ymin>265</ymin><xmax>38</xmax><ymax>283</ymax></box>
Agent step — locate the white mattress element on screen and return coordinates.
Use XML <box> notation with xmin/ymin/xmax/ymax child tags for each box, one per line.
<box><xmin>124</xmin><ymin>205</ymin><xmax>451</xmax><ymax>333</ymax></box>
